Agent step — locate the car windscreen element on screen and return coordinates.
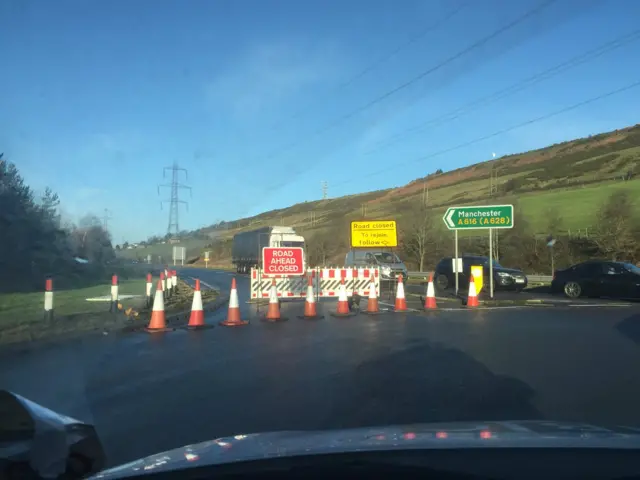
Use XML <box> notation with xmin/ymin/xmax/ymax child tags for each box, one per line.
<box><xmin>466</xmin><ymin>257</ymin><xmax>502</xmax><ymax>268</ymax></box>
<box><xmin>373</xmin><ymin>253</ymin><xmax>400</xmax><ymax>264</ymax></box>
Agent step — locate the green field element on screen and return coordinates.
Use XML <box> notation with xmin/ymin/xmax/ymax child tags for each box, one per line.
<box><xmin>0</xmin><ymin>279</ymin><xmax>148</xmax><ymax>328</ymax></box>
<box><xmin>516</xmin><ymin>178</ymin><xmax>640</xmax><ymax>232</ymax></box>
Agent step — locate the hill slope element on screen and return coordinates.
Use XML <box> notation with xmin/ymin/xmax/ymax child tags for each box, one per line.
<box><xmin>127</xmin><ymin>123</ymin><xmax>640</xmax><ymax>271</ymax></box>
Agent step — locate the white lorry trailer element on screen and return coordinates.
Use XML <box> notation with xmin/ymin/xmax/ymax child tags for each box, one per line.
<box><xmin>231</xmin><ymin>226</ymin><xmax>305</xmax><ymax>274</ymax></box>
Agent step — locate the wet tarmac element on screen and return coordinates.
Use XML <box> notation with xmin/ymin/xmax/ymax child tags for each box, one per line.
<box><xmin>2</xmin><ymin>268</ymin><xmax>640</xmax><ymax>467</ymax></box>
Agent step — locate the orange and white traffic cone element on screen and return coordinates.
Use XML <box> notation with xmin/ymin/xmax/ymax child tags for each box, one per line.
<box><xmin>220</xmin><ymin>278</ymin><xmax>248</xmax><ymax>326</ymax></box>
<box><xmin>187</xmin><ymin>279</ymin><xmax>211</xmax><ymax>329</ymax></box>
<box><xmin>424</xmin><ymin>273</ymin><xmax>437</xmax><ymax>310</ymax></box>
<box><xmin>265</xmin><ymin>279</ymin><xmax>285</xmax><ymax>321</ymax></box>
<box><xmin>394</xmin><ymin>275</ymin><xmax>407</xmax><ymax>312</ymax></box>
<box><xmin>332</xmin><ymin>278</ymin><xmax>352</xmax><ymax>317</ymax></box>
<box><xmin>301</xmin><ymin>275</ymin><xmax>321</xmax><ymax>319</ymax></box>
<box><xmin>364</xmin><ymin>275</ymin><xmax>381</xmax><ymax>314</ymax></box>
<box><xmin>467</xmin><ymin>274</ymin><xmax>479</xmax><ymax>308</ymax></box>
<box><xmin>146</xmin><ymin>280</ymin><xmax>171</xmax><ymax>332</ymax></box>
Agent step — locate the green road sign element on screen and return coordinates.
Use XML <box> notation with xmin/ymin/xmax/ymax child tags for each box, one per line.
<box><xmin>443</xmin><ymin>204</ymin><xmax>514</xmax><ymax>230</ymax></box>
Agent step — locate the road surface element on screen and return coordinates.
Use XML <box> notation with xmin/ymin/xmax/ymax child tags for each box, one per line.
<box><xmin>1</xmin><ymin>268</ymin><xmax>640</xmax><ymax>468</ymax></box>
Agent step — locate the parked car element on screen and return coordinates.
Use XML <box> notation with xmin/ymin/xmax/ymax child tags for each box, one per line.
<box><xmin>344</xmin><ymin>249</ymin><xmax>408</xmax><ymax>282</ymax></box>
<box><xmin>551</xmin><ymin>260</ymin><xmax>640</xmax><ymax>299</ymax></box>
<box><xmin>434</xmin><ymin>255</ymin><xmax>528</xmax><ymax>292</ymax></box>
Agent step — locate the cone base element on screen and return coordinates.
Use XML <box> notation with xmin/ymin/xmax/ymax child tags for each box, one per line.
<box><xmin>297</xmin><ymin>315</ymin><xmax>324</xmax><ymax>320</ymax></box>
<box><xmin>261</xmin><ymin>316</ymin><xmax>288</xmax><ymax>322</ymax></box>
<box><xmin>145</xmin><ymin>327</ymin><xmax>174</xmax><ymax>333</ymax></box>
<box><xmin>363</xmin><ymin>310</ymin><xmax>385</xmax><ymax>315</ymax></box>
<box><xmin>220</xmin><ymin>319</ymin><xmax>249</xmax><ymax>327</ymax></box>
<box><xmin>330</xmin><ymin>312</ymin><xmax>358</xmax><ymax>318</ymax></box>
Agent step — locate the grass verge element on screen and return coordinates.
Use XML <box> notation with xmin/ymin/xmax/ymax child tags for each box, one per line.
<box><xmin>0</xmin><ymin>279</ymin><xmax>218</xmax><ymax>348</ymax></box>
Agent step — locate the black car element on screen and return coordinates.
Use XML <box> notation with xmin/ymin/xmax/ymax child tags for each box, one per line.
<box><xmin>434</xmin><ymin>255</ymin><xmax>528</xmax><ymax>292</ymax></box>
<box><xmin>551</xmin><ymin>260</ymin><xmax>640</xmax><ymax>299</ymax></box>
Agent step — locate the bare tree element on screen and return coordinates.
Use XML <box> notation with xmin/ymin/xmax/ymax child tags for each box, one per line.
<box><xmin>402</xmin><ymin>208</ymin><xmax>436</xmax><ymax>272</ymax></box>
<box><xmin>307</xmin><ymin>232</ymin><xmax>332</xmax><ymax>267</ymax></box>
<box><xmin>592</xmin><ymin>191</ymin><xmax>639</xmax><ymax>261</ymax></box>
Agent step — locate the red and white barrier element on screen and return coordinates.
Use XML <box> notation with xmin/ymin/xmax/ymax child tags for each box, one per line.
<box><xmin>250</xmin><ymin>267</ymin><xmax>380</xmax><ymax>299</ymax></box>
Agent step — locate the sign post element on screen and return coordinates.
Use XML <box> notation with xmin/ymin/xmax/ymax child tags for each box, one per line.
<box><xmin>442</xmin><ymin>205</ymin><xmax>514</xmax><ymax>299</ymax></box>
<box><xmin>262</xmin><ymin>247</ymin><xmax>305</xmax><ymax>276</ymax></box>
<box><xmin>204</xmin><ymin>251</ymin><xmax>210</xmax><ymax>269</ymax></box>
<box><xmin>455</xmin><ymin>230</ymin><xmax>459</xmax><ymax>295</ymax></box>
<box><xmin>547</xmin><ymin>235</ymin><xmax>556</xmax><ymax>276</ymax></box>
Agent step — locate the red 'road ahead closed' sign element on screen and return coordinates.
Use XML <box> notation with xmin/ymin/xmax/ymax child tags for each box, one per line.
<box><xmin>262</xmin><ymin>247</ymin><xmax>305</xmax><ymax>276</ymax></box>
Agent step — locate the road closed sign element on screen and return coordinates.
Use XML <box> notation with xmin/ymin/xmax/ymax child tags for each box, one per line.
<box><xmin>262</xmin><ymin>247</ymin><xmax>305</xmax><ymax>276</ymax></box>
<box><xmin>351</xmin><ymin>220</ymin><xmax>398</xmax><ymax>248</ymax></box>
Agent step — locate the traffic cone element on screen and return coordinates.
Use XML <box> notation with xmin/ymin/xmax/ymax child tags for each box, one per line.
<box><xmin>220</xmin><ymin>278</ymin><xmax>248</xmax><ymax>326</ymax></box>
<box><xmin>187</xmin><ymin>279</ymin><xmax>212</xmax><ymax>329</ymax></box>
<box><xmin>424</xmin><ymin>273</ymin><xmax>437</xmax><ymax>310</ymax></box>
<box><xmin>467</xmin><ymin>274</ymin><xmax>479</xmax><ymax>308</ymax></box>
<box><xmin>394</xmin><ymin>275</ymin><xmax>407</xmax><ymax>312</ymax></box>
<box><xmin>264</xmin><ymin>279</ymin><xmax>285</xmax><ymax>321</ymax></box>
<box><xmin>300</xmin><ymin>275</ymin><xmax>322</xmax><ymax>319</ymax></box>
<box><xmin>146</xmin><ymin>280</ymin><xmax>172</xmax><ymax>332</ymax></box>
<box><xmin>331</xmin><ymin>278</ymin><xmax>354</xmax><ymax>317</ymax></box>
<box><xmin>364</xmin><ymin>275</ymin><xmax>381</xmax><ymax>315</ymax></box>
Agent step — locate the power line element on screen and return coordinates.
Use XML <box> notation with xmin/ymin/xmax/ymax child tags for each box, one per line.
<box><xmin>261</xmin><ymin>0</ymin><xmax>558</xmax><ymax>163</ymax></box>
<box><xmin>333</xmin><ymin>78</ymin><xmax>640</xmax><ymax>188</ymax></box>
<box><xmin>267</xmin><ymin>1</ymin><xmax>470</xmax><ymax>132</ymax></box>
<box><xmin>158</xmin><ymin>162</ymin><xmax>192</xmax><ymax>238</ymax></box>
<box><xmin>365</xmin><ymin>28</ymin><xmax>640</xmax><ymax>154</ymax></box>
<box><xmin>223</xmin><ymin>1</ymin><xmax>599</xmax><ymax>221</ymax></box>
<box><xmin>249</xmin><ymin>2</ymin><xmax>614</xmax><ymax>204</ymax></box>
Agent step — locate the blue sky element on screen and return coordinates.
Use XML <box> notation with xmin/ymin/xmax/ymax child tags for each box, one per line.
<box><xmin>1</xmin><ymin>0</ymin><xmax>639</xmax><ymax>245</ymax></box>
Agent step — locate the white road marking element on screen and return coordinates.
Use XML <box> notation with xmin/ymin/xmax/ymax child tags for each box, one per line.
<box><xmin>568</xmin><ymin>303</ymin><xmax>631</xmax><ymax>308</ymax></box>
<box><xmin>379</xmin><ymin>301</ymin><xmax>421</xmax><ymax>312</ymax></box>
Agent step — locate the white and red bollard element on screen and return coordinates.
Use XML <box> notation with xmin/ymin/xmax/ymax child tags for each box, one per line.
<box><xmin>145</xmin><ymin>273</ymin><xmax>153</xmax><ymax>308</ymax></box>
<box><xmin>110</xmin><ymin>274</ymin><xmax>119</xmax><ymax>313</ymax></box>
<box><xmin>172</xmin><ymin>270</ymin><xmax>178</xmax><ymax>295</ymax></box>
<box><xmin>44</xmin><ymin>278</ymin><xmax>54</xmax><ymax>321</ymax></box>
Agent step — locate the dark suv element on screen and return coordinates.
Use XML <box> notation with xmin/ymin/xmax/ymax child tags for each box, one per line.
<box><xmin>434</xmin><ymin>255</ymin><xmax>528</xmax><ymax>292</ymax></box>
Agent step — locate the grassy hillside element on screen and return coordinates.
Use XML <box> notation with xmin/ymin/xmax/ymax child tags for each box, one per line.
<box><xmin>144</xmin><ymin>123</ymin><xmax>640</xmax><ymax>269</ymax></box>
<box><xmin>116</xmin><ymin>237</ymin><xmax>211</xmax><ymax>263</ymax></box>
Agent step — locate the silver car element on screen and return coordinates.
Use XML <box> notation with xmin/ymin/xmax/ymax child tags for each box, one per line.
<box><xmin>344</xmin><ymin>249</ymin><xmax>409</xmax><ymax>281</ymax></box>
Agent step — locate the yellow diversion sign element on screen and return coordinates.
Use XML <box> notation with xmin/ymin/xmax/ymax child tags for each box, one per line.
<box><xmin>351</xmin><ymin>220</ymin><xmax>398</xmax><ymax>248</ymax></box>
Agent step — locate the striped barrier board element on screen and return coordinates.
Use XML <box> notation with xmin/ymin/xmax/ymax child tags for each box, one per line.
<box><xmin>250</xmin><ymin>267</ymin><xmax>380</xmax><ymax>298</ymax></box>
